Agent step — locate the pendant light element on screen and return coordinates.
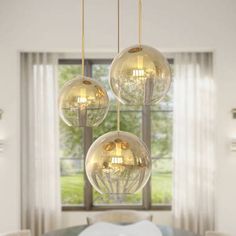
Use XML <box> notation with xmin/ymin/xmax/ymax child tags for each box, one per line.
<box><xmin>109</xmin><ymin>0</ymin><xmax>171</xmax><ymax>105</ymax></box>
<box><xmin>85</xmin><ymin>0</ymin><xmax>151</xmax><ymax>195</ymax></box>
<box><xmin>59</xmin><ymin>0</ymin><xmax>109</xmax><ymax>127</ymax></box>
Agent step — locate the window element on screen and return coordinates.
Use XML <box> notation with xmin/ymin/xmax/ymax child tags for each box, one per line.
<box><xmin>59</xmin><ymin>58</ymin><xmax>173</xmax><ymax>210</ymax></box>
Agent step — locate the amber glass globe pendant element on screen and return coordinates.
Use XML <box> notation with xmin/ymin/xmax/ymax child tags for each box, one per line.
<box><xmin>110</xmin><ymin>0</ymin><xmax>171</xmax><ymax>105</ymax></box>
<box><xmin>85</xmin><ymin>131</ymin><xmax>151</xmax><ymax>194</ymax></box>
<box><xmin>59</xmin><ymin>0</ymin><xmax>109</xmax><ymax>127</ymax></box>
<box><xmin>110</xmin><ymin>45</ymin><xmax>171</xmax><ymax>105</ymax></box>
<box><xmin>59</xmin><ymin>76</ymin><xmax>109</xmax><ymax>127</ymax></box>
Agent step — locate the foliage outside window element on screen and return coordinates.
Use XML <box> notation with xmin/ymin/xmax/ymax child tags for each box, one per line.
<box><xmin>59</xmin><ymin>59</ymin><xmax>173</xmax><ymax>210</ymax></box>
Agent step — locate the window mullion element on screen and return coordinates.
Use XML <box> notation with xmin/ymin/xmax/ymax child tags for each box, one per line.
<box><xmin>142</xmin><ymin>105</ymin><xmax>151</xmax><ymax>209</ymax></box>
<box><xmin>83</xmin><ymin>60</ymin><xmax>93</xmax><ymax>210</ymax></box>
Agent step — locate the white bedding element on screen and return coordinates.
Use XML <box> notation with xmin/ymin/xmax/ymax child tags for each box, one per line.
<box><xmin>79</xmin><ymin>220</ymin><xmax>162</xmax><ymax>236</ymax></box>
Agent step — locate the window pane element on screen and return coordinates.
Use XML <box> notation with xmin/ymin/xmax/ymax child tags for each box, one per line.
<box><xmin>93</xmin><ymin>110</ymin><xmax>142</xmax><ymax>206</ymax></box>
<box><xmin>151</xmin><ymin>111</ymin><xmax>172</xmax><ymax>158</ymax></box>
<box><xmin>92</xmin><ymin>64</ymin><xmax>142</xmax><ymax>206</ymax></box>
<box><xmin>120</xmin><ymin>111</ymin><xmax>141</xmax><ymax>136</ymax></box>
<box><xmin>151</xmin><ymin>158</ymin><xmax>172</xmax><ymax>204</ymax></box>
<box><xmin>157</xmin><ymin>82</ymin><xmax>173</xmax><ymax>110</ymax></box>
<box><xmin>92</xmin><ymin>64</ymin><xmax>116</xmax><ymax>106</ymax></box>
<box><xmin>59</xmin><ymin>65</ymin><xmax>84</xmax><ymax>205</ymax></box>
<box><xmin>58</xmin><ymin>65</ymin><xmax>82</xmax><ymax>88</ymax></box>
<box><xmin>150</xmin><ymin>80</ymin><xmax>173</xmax><ymax>205</ymax></box>
<box><xmin>61</xmin><ymin>159</ymin><xmax>84</xmax><ymax>205</ymax></box>
<box><xmin>93</xmin><ymin>112</ymin><xmax>116</xmax><ymax>139</ymax></box>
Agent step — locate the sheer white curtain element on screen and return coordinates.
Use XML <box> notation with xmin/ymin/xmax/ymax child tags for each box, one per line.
<box><xmin>21</xmin><ymin>53</ymin><xmax>61</xmax><ymax>236</ymax></box>
<box><xmin>172</xmin><ymin>53</ymin><xmax>215</xmax><ymax>236</ymax></box>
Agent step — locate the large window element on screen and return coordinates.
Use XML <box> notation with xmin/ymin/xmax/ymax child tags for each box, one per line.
<box><xmin>59</xmin><ymin>59</ymin><xmax>173</xmax><ymax>210</ymax></box>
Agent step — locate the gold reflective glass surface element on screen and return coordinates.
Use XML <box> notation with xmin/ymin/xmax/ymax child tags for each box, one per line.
<box><xmin>86</xmin><ymin>131</ymin><xmax>151</xmax><ymax>194</ymax></box>
<box><xmin>110</xmin><ymin>45</ymin><xmax>171</xmax><ymax>105</ymax></box>
<box><xmin>59</xmin><ymin>76</ymin><xmax>109</xmax><ymax>127</ymax></box>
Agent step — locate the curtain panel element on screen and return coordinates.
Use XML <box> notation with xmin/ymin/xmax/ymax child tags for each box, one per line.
<box><xmin>20</xmin><ymin>53</ymin><xmax>61</xmax><ymax>236</ymax></box>
<box><xmin>172</xmin><ymin>53</ymin><xmax>215</xmax><ymax>235</ymax></box>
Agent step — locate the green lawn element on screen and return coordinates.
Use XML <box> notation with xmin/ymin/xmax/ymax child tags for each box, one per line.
<box><xmin>61</xmin><ymin>174</ymin><xmax>84</xmax><ymax>204</ymax></box>
<box><xmin>152</xmin><ymin>172</ymin><xmax>172</xmax><ymax>204</ymax></box>
<box><xmin>61</xmin><ymin>172</ymin><xmax>172</xmax><ymax>205</ymax></box>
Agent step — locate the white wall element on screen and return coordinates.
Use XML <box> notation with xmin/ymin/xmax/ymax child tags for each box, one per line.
<box><xmin>0</xmin><ymin>0</ymin><xmax>236</xmax><ymax>234</ymax></box>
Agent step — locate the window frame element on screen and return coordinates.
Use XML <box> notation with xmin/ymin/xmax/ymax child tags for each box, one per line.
<box><xmin>59</xmin><ymin>58</ymin><xmax>173</xmax><ymax>211</ymax></box>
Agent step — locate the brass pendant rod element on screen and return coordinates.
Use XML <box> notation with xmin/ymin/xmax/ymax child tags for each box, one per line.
<box><xmin>116</xmin><ymin>0</ymin><xmax>121</xmax><ymax>132</ymax></box>
<box><xmin>81</xmin><ymin>0</ymin><xmax>85</xmax><ymax>77</ymax></box>
<box><xmin>138</xmin><ymin>0</ymin><xmax>142</xmax><ymax>47</ymax></box>
<box><xmin>117</xmin><ymin>98</ymin><xmax>120</xmax><ymax>131</ymax></box>
<box><xmin>117</xmin><ymin>0</ymin><xmax>120</xmax><ymax>54</ymax></box>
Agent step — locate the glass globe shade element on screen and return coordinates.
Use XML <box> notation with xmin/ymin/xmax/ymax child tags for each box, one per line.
<box><xmin>59</xmin><ymin>76</ymin><xmax>109</xmax><ymax>127</ymax></box>
<box><xmin>110</xmin><ymin>44</ymin><xmax>171</xmax><ymax>105</ymax></box>
<box><xmin>85</xmin><ymin>131</ymin><xmax>151</xmax><ymax>194</ymax></box>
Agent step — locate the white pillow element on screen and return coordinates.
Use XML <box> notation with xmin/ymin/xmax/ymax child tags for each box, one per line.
<box><xmin>79</xmin><ymin>220</ymin><xmax>162</xmax><ymax>236</ymax></box>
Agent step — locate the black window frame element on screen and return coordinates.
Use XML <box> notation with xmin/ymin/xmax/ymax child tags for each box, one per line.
<box><xmin>59</xmin><ymin>58</ymin><xmax>173</xmax><ymax>211</ymax></box>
